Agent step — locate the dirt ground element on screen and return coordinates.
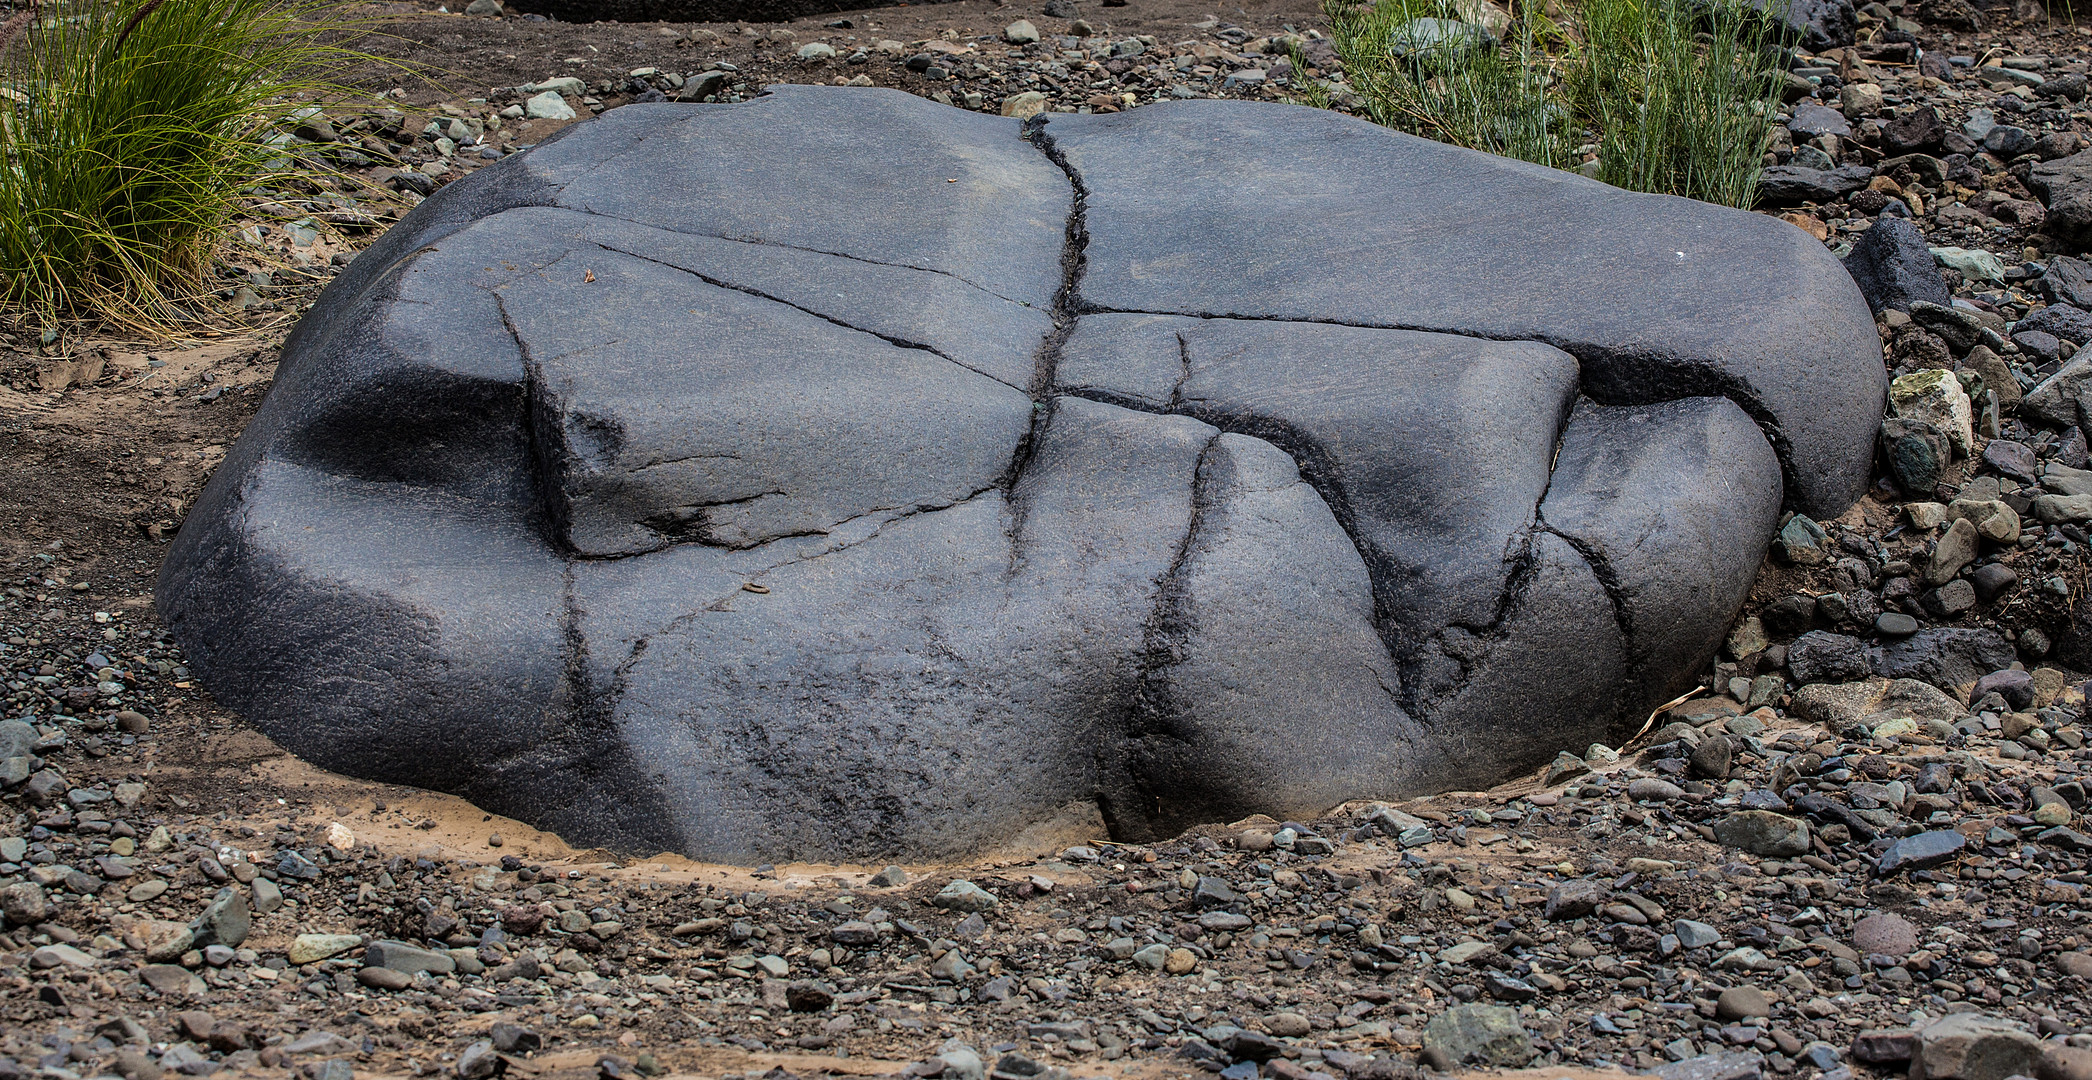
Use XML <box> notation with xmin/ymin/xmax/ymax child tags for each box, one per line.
<box><xmin>5</xmin><ymin>0</ymin><xmax>2092</xmax><ymax>1077</ymax></box>
<box><xmin>340</xmin><ymin>0</ymin><xmax>1328</xmax><ymax>107</ymax></box>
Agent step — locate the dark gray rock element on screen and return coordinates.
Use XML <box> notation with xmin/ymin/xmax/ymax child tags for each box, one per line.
<box><xmin>0</xmin><ymin>720</ymin><xmax>34</xmax><ymax>759</ymax></box>
<box><xmin>1920</xmin><ymin>578</ymin><xmax>1977</xmax><ymax>618</ymax></box>
<box><xmin>2013</xmin><ymin>329</ymin><xmax>2062</xmax><ymax>362</ymax></box>
<box><xmin>2029</xmin><ymin>151</ymin><xmax>2092</xmax><ymax>248</ymax></box>
<box><xmin>1877</xmin><ymin>829</ymin><xmax>1967</xmax><ymax>875</ymax></box>
<box><xmin>1758</xmin><ymin>164</ymin><xmax>1876</xmax><ymax>206</ymax></box>
<box><xmin>1880</xmin><ymin>153</ymin><xmax>1947</xmax><ymax>187</ymax></box>
<box><xmin>1776</xmin><ymin>514</ymin><xmax>1831</xmax><ymax>565</ymax></box>
<box><xmin>500</xmin><ymin>224</ymin><xmax>1038</xmax><ymax>557</ymax></box>
<box><xmin>1690</xmin><ymin>735</ymin><xmax>1734</xmax><ymax>779</ymax></box>
<box><xmin>1970</xmin><ymin>562</ymin><xmax>2020</xmax><ymax>603</ymax></box>
<box><xmin>1046</xmin><ymin>101</ymin><xmax>1882</xmax><ymax>517</ymax></box>
<box><xmin>189</xmin><ymin>888</ymin><xmax>249</xmax><ymax>950</ymax></box>
<box><xmin>1973</xmin><ymin>667</ymin><xmax>2035</xmax><ymax>709</ymax></box>
<box><xmin>1192</xmin><ymin>876</ymin><xmax>1238</xmax><ymax>906</ymax></box>
<box><xmin>1845</xmin><ymin>218</ymin><xmax>1952</xmax><ymax>313</ymax></box>
<box><xmin>1789</xmin><ymin>631</ymin><xmax>1871</xmax><ymax>683</ymax></box>
<box><xmin>1521</xmin><ymin>398</ymin><xmax>1783</xmax><ymax>728</ymax></box>
<box><xmin>1543</xmin><ymin>879</ymin><xmax>1607</xmax><ymax>920</ymax></box>
<box><xmin>1761</xmin><ymin>593</ymin><xmax>1817</xmax><ymax>636</ymax></box>
<box><xmin>2043</xmin><ymin>256</ymin><xmax>2092</xmax><ymax>309</ymax></box>
<box><xmin>2062</xmin><ymin>427</ymin><xmax>2092</xmax><ymax>469</ymax></box>
<box><xmin>490</xmin><ymin>1025</ymin><xmax>542</xmax><ymax>1055</ymax></box>
<box><xmin>1869</xmin><ymin>627</ymin><xmax>2017</xmax><ymax>691</ymax></box>
<box><xmin>1746</xmin><ymin>0</ymin><xmax>1856</xmax><ymax>50</ymax></box>
<box><xmin>1910</xmin><ymin>300</ymin><xmax>1982</xmax><ymax>353</ymax></box>
<box><xmin>1880</xmin><ymin>418</ymin><xmax>1949</xmax><ymax>494</ymax></box>
<box><xmin>1788</xmin><ymin>104</ymin><xmax>1853</xmax><ymax>139</ymax></box>
<box><xmin>1983</xmin><ymin>439</ymin><xmax>2041</xmax><ymax>482</ymax></box>
<box><xmin>2017</xmin><ymin>304</ymin><xmax>2092</xmax><ymax>349</ymax></box>
<box><xmin>157</xmin><ymin>88</ymin><xmax>1880</xmax><ymax>862</ymax></box>
<box><xmin>1881</xmin><ymin>107</ymin><xmax>1946</xmax><ymax>156</ymax></box>
<box><xmin>1985</xmin><ymin>125</ymin><xmax>2037</xmax><ymax>159</ymax></box>
<box><xmin>2025</xmin><ymin>357</ymin><xmax>2092</xmax><ymax>430</ymax></box>
<box><xmin>455</xmin><ymin>1042</ymin><xmax>499</xmax><ymax>1080</ymax></box>
<box><xmin>2038</xmin><ymin>74</ymin><xmax>2090</xmax><ymax>105</ymax></box>
<box><xmin>1853</xmin><ymin>1030</ymin><xmax>1919</xmax><ymax>1064</ymax></box>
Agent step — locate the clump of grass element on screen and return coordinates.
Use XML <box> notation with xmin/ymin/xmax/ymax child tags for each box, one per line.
<box><xmin>0</xmin><ymin>0</ymin><xmax>368</xmax><ymax>332</ymax></box>
<box><xmin>1568</xmin><ymin>0</ymin><xmax>1785</xmax><ymax>207</ymax></box>
<box><xmin>1324</xmin><ymin>0</ymin><xmax>1786</xmax><ymax>207</ymax></box>
<box><xmin>1287</xmin><ymin>41</ymin><xmax>1334</xmax><ymax>109</ymax></box>
<box><xmin>1324</xmin><ymin>0</ymin><xmax>1573</xmax><ymax>168</ymax></box>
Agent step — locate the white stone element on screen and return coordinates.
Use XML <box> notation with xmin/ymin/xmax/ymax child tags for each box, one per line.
<box><xmin>1890</xmin><ymin>368</ymin><xmax>1973</xmax><ymax>454</ymax></box>
<box><xmin>525</xmin><ymin>91</ymin><xmax>576</xmax><ymax>121</ymax></box>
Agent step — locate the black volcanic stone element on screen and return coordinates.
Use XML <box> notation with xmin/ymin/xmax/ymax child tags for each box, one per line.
<box><xmin>1843</xmin><ymin>217</ymin><xmax>1952</xmax><ymax>313</ymax></box>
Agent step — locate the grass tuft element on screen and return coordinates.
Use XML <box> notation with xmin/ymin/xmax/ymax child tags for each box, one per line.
<box><xmin>1568</xmin><ymin>0</ymin><xmax>1786</xmax><ymax>207</ymax></box>
<box><xmin>0</xmin><ymin>0</ymin><xmax>373</xmax><ymax>333</ymax></box>
<box><xmin>1324</xmin><ymin>0</ymin><xmax>1573</xmax><ymax>168</ymax></box>
<box><xmin>1325</xmin><ymin>0</ymin><xmax>1787</xmax><ymax>207</ymax></box>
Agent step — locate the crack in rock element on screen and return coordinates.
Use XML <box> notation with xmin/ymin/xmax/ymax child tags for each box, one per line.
<box><xmin>587</xmin><ymin>239</ymin><xmax>1027</xmax><ymax>393</ymax></box>
<box><xmin>1002</xmin><ymin>115</ymin><xmax>1094</xmax><ymax>565</ymax></box>
<box><xmin>1080</xmin><ymin>304</ymin><xmax>1799</xmax><ymax>514</ymax></box>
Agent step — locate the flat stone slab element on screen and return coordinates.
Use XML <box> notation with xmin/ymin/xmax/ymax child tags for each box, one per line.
<box><xmin>159</xmin><ymin>86</ymin><xmax>1883</xmax><ymax>862</ymax></box>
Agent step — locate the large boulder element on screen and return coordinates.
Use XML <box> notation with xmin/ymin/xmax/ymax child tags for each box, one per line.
<box><xmin>158</xmin><ymin>87</ymin><xmax>1884</xmax><ymax>863</ymax></box>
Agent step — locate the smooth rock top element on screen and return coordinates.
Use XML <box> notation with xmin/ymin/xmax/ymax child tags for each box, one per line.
<box><xmin>1048</xmin><ymin>101</ymin><xmax>1883</xmax><ymax>516</ymax></box>
<box><xmin>159</xmin><ymin>86</ymin><xmax>1883</xmax><ymax>863</ymax></box>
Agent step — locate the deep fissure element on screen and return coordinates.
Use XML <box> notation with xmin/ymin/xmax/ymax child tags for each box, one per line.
<box><xmin>1001</xmin><ymin>115</ymin><xmax>1093</xmax><ymax>564</ymax></box>
<box><xmin>1055</xmin><ymin>384</ymin><xmax>1496</xmax><ymax>722</ymax></box>
<box><xmin>1537</xmin><ymin>521</ymin><xmax>1643</xmax><ymax>722</ymax></box>
<box><xmin>1113</xmin><ymin>430</ymin><xmax>1223</xmax><ymax>840</ymax></box>
<box><xmin>1077</xmin><ymin>304</ymin><xmax>1800</xmax><ymax>514</ymax></box>
<box><xmin>493</xmin><ymin>290</ymin><xmax>581</xmax><ymax>560</ymax></box>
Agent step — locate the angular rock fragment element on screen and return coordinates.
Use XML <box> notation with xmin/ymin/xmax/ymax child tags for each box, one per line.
<box><xmin>1844</xmin><ymin>218</ymin><xmax>1952</xmax><ymax>312</ymax></box>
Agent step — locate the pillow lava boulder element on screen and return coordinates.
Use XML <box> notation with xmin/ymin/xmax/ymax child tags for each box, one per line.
<box><xmin>159</xmin><ymin>86</ymin><xmax>1883</xmax><ymax>862</ymax></box>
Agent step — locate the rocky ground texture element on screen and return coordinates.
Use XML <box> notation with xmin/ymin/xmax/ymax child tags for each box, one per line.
<box><xmin>7</xmin><ymin>0</ymin><xmax>2092</xmax><ymax>1076</ymax></box>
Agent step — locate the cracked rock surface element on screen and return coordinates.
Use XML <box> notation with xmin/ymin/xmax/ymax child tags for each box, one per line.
<box><xmin>157</xmin><ymin>85</ymin><xmax>1885</xmax><ymax>863</ymax></box>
